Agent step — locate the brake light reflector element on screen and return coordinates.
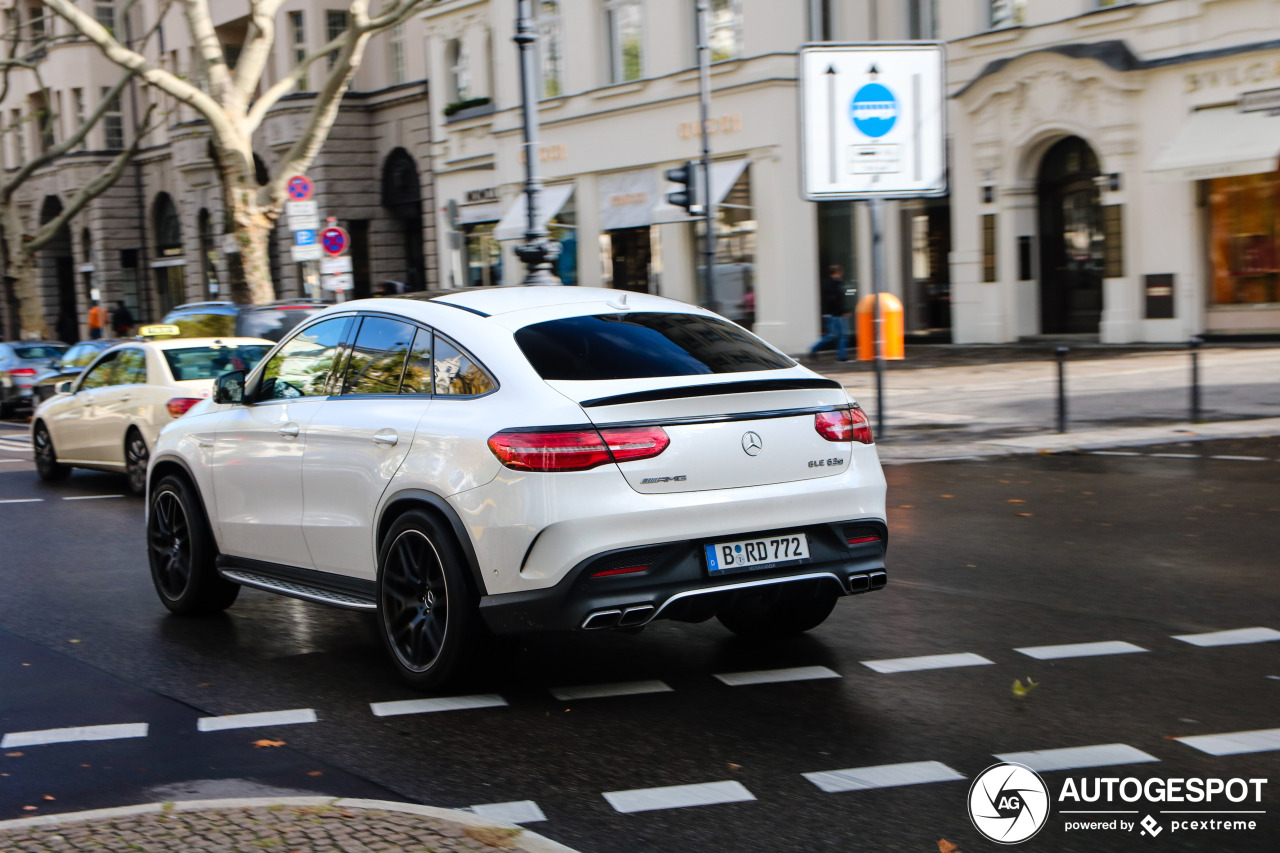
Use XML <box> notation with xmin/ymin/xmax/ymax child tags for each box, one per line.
<box><xmin>591</xmin><ymin>565</ymin><xmax>648</xmax><ymax>578</ymax></box>
<box><xmin>166</xmin><ymin>397</ymin><xmax>203</xmax><ymax>418</ymax></box>
<box><xmin>6</xmin><ymin>368</ymin><xmax>36</xmax><ymax>376</ymax></box>
<box><xmin>815</xmin><ymin>407</ymin><xmax>873</xmax><ymax>444</ymax></box>
<box><xmin>488</xmin><ymin>426</ymin><xmax>669</xmax><ymax>472</ymax></box>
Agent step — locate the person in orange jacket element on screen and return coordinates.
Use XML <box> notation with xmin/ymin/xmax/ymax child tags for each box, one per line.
<box><xmin>86</xmin><ymin>300</ymin><xmax>106</xmax><ymax>340</ymax></box>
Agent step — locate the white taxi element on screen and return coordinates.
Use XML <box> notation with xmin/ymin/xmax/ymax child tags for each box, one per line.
<box><xmin>32</xmin><ymin>334</ymin><xmax>272</xmax><ymax>494</ymax></box>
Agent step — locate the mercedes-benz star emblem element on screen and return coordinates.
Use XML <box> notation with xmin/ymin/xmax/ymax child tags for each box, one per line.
<box><xmin>741</xmin><ymin>431</ymin><xmax>763</xmax><ymax>456</ymax></box>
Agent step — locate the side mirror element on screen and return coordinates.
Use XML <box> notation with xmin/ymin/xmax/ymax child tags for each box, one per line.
<box><xmin>56</xmin><ymin>380</ymin><xmax>73</xmax><ymax>395</ymax></box>
<box><xmin>50</xmin><ymin>359</ymin><xmax>62</xmax><ymax>370</ymax></box>
<box><xmin>213</xmin><ymin>370</ymin><xmax>245</xmax><ymax>405</ymax></box>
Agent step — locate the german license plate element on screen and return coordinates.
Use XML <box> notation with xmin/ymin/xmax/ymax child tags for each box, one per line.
<box><xmin>705</xmin><ymin>532</ymin><xmax>810</xmax><ymax>575</ymax></box>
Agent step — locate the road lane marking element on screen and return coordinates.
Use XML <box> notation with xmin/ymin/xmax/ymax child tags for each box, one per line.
<box><xmin>369</xmin><ymin>694</ymin><xmax>508</xmax><ymax>717</ymax></box>
<box><xmin>1176</xmin><ymin>728</ymin><xmax>1280</xmax><ymax>756</ymax></box>
<box><xmin>1150</xmin><ymin>453</ymin><xmax>1199</xmax><ymax>459</ymax></box>
<box><xmin>1015</xmin><ymin>641</ymin><xmax>1148</xmax><ymax>660</ymax></box>
<box><xmin>469</xmin><ymin>801</ymin><xmax>547</xmax><ymax>824</ymax></box>
<box><xmin>603</xmin><ymin>780</ymin><xmax>755</xmax><ymax>814</ymax></box>
<box><xmin>0</xmin><ymin>459</ymin><xmax>24</xmax><ymax>464</ymax></box>
<box><xmin>2</xmin><ymin>723</ymin><xmax>148</xmax><ymax>748</ymax></box>
<box><xmin>1174</xmin><ymin>627</ymin><xmax>1280</xmax><ymax>647</ymax></box>
<box><xmin>995</xmin><ymin>743</ymin><xmax>1158</xmax><ymax>772</ymax></box>
<box><xmin>0</xmin><ymin>498</ymin><xmax>42</xmax><ymax>504</ymax></box>
<box><xmin>714</xmin><ymin>666</ymin><xmax>841</xmax><ymax>686</ymax></box>
<box><xmin>62</xmin><ymin>494</ymin><xmax>126</xmax><ymax>501</ymax></box>
<box><xmin>861</xmin><ymin>652</ymin><xmax>994</xmax><ymax>674</ymax></box>
<box><xmin>0</xmin><ymin>446</ymin><xmax>33</xmax><ymax>453</ymax></box>
<box><xmin>549</xmin><ymin>680</ymin><xmax>673</xmax><ymax>701</ymax></box>
<box><xmin>804</xmin><ymin>761</ymin><xmax>965</xmax><ymax>793</ymax></box>
<box><xmin>1089</xmin><ymin>451</ymin><xmax>1140</xmax><ymax>456</ymax></box>
<box><xmin>197</xmin><ymin>708</ymin><xmax>317</xmax><ymax>732</ymax></box>
<box><xmin>1210</xmin><ymin>455</ymin><xmax>1269</xmax><ymax>461</ymax></box>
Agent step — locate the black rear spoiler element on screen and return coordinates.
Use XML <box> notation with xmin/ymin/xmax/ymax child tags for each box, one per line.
<box><xmin>580</xmin><ymin>377</ymin><xmax>843</xmax><ymax>408</ymax></box>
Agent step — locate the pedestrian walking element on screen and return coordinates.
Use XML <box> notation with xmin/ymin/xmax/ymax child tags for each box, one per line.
<box><xmin>809</xmin><ymin>264</ymin><xmax>849</xmax><ymax>362</ymax></box>
<box><xmin>111</xmin><ymin>300</ymin><xmax>134</xmax><ymax>338</ymax></box>
<box><xmin>87</xmin><ymin>300</ymin><xmax>106</xmax><ymax>340</ymax></box>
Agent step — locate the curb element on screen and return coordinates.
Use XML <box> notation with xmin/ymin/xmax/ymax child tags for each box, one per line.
<box><xmin>0</xmin><ymin>796</ymin><xmax>580</xmax><ymax>853</ymax></box>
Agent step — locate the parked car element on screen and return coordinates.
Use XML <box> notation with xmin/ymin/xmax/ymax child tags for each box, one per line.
<box><xmin>31</xmin><ymin>337</ymin><xmax>272</xmax><ymax>495</ymax></box>
<box><xmin>146</xmin><ymin>288</ymin><xmax>889</xmax><ymax>689</ymax></box>
<box><xmin>162</xmin><ymin>299</ymin><xmax>332</xmax><ymax>342</ymax></box>
<box><xmin>31</xmin><ymin>339</ymin><xmax>119</xmax><ymax>405</ymax></box>
<box><xmin>0</xmin><ymin>341</ymin><xmax>69</xmax><ymax>417</ymax></box>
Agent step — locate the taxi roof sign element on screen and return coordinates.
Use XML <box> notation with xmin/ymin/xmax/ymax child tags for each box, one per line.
<box><xmin>139</xmin><ymin>324</ymin><xmax>181</xmax><ymax>338</ymax></box>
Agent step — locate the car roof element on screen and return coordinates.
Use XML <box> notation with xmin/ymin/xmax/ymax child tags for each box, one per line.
<box><xmin>129</xmin><ymin>337</ymin><xmax>274</xmax><ymax>351</ymax></box>
<box><xmin>428</xmin><ymin>286</ymin><xmax>705</xmax><ymax>318</ymax></box>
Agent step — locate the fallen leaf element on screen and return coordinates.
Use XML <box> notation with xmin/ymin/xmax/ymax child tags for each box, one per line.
<box><xmin>1007</xmin><ymin>499</ymin><xmax>1026</xmax><ymax>504</ymax></box>
<box><xmin>42</xmin><ymin>795</ymin><xmax>54</xmax><ymax>800</ymax></box>
<box><xmin>966</xmin><ymin>564</ymin><xmax>976</xmax><ymax>568</ymax></box>
<box><xmin>727</xmin><ymin>763</ymin><xmax>742</xmax><ymax>771</ymax></box>
<box><xmin>21</xmin><ymin>662</ymin><xmax>29</xmax><ymax>667</ymax></box>
<box><xmin>1017</xmin><ymin>512</ymin><xmax>1033</xmax><ymax>517</ymax></box>
<box><xmin>197</xmin><ymin>683</ymin><xmax>212</xmax><ymax>688</ymax></box>
<box><xmin>938</xmin><ymin>840</ymin><xmax>961</xmax><ymax>853</ymax></box>
<box><xmin>81</xmin><ymin>764</ymin><xmax>91</xmax><ymax>768</ymax></box>
<box><xmin>1012</xmin><ymin>677</ymin><xmax>1039</xmax><ymax>699</ymax></box>
<box><xmin>5</xmin><ymin>752</ymin><xmax>23</xmax><ymax>758</ymax></box>
<box><xmin>999</xmin><ymin>479</ymin><xmax>1011</xmax><ymax>484</ymax></box>
<box><xmin>939</xmin><ymin>494</ymin><xmax>954</xmax><ymax>498</ymax></box>
<box><xmin>898</xmin><ymin>505</ymin><xmax>914</xmax><ymax>509</ymax></box>
<box><xmin>464</xmin><ymin>826</ymin><xmax>521</xmax><ymax>849</ymax></box>
<box><xmin>253</xmin><ymin>739</ymin><xmax>286</xmax><ymax>748</ymax></box>
<box><xmin>22</xmin><ymin>806</ymin><xmax>36</xmax><ymax>811</ymax></box>
<box><xmin>306</xmin><ymin>771</ymin><xmax>323</xmax><ymax>777</ymax></box>
<box><xmin>68</xmin><ymin>639</ymin><xmax>81</xmax><ymax>644</ymax></box>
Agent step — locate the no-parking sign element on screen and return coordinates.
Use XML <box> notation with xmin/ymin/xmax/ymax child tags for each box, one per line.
<box><xmin>321</xmin><ymin>226</ymin><xmax>349</xmax><ymax>257</ymax></box>
<box><xmin>287</xmin><ymin>175</ymin><xmax>314</xmax><ymax>201</ymax></box>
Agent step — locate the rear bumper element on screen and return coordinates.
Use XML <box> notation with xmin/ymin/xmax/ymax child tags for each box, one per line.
<box><xmin>478</xmin><ymin>518</ymin><xmax>887</xmax><ymax>634</ymax></box>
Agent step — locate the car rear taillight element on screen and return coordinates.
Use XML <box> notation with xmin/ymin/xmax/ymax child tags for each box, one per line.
<box><xmin>815</xmin><ymin>407</ymin><xmax>874</xmax><ymax>445</ymax></box>
<box><xmin>166</xmin><ymin>397</ymin><xmax>203</xmax><ymax>418</ymax></box>
<box><xmin>6</xmin><ymin>368</ymin><xmax>36</xmax><ymax>376</ymax></box>
<box><xmin>488</xmin><ymin>426</ymin><xmax>669</xmax><ymax>472</ymax></box>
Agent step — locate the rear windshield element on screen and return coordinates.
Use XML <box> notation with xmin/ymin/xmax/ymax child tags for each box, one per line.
<box><xmin>163</xmin><ymin>344</ymin><xmax>270</xmax><ymax>382</ymax></box>
<box><xmin>514</xmin><ymin>312</ymin><xmax>794</xmax><ymax>380</ymax></box>
<box><xmin>239</xmin><ymin>306</ymin><xmax>327</xmax><ymax>342</ymax></box>
<box><xmin>169</xmin><ymin>312</ymin><xmax>237</xmax><ymax>338</ymax></box>
<box><xmin>13</xmin><ymin>344</ymin><xmax>67</xmax><ymax>359</ymax></box>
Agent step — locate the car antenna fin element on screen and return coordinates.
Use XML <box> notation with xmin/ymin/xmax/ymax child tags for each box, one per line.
<box><xmin>606</xmin><ymin>292</ymin><xmax>629</xmax><ymax>311</ymax></box>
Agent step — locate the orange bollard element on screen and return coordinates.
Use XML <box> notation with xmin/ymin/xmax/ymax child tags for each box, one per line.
<box><xmin>856</xmin><ymin>293</ymin><xmax>904</xmax><ymax>361</ymax></box>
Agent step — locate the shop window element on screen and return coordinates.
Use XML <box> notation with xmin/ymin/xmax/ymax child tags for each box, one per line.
<box><xmin>1103</xmin><ymin>205</ymin><xmax>1124</xmax><ymax>278</ymax></box>
<box><xmin>1209</xmin><ymin>172</ymin><xmax>1280</xmax><ymax>305</ymax></box>
<box><xmin>464</xmin><ymin>222</ymin><xmax>501</xmax><ymax>287</ymax></box>
<box><xmin>989</xmin><ymin>0</ymin><xmax>1024</xmax><ymax>28</ymax></box>
<box><xmin>694</xmin><ymin>164</ymin><xmax>756</xmax><ymax>325</ymax></box>
<box><xmin>982</xmin><ymin>214</ymin><xmax>997</xmax><ymax>282</ymax></box>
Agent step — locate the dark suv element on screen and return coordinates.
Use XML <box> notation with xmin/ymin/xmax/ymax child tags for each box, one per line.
<box><xmin>161</xmin><ymin>299</ymin><xmax>332</xmax><ymax>343</ymax></box>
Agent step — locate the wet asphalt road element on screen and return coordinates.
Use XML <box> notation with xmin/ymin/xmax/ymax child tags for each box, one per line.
<box><xmin>0</xmin><ymin>423</ymin><xmax>1277</xmax><ymax>853</ymax></box>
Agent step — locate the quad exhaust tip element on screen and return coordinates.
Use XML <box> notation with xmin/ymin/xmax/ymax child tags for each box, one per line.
<box><xmin>581</xmin><ymin>604</ymin><xmax>656</xmax><ymax>630</ymax></box>
<box><xmin>848</xmin><ymin>571</ymin><xmax>887</xmax><ymax>594</ymax></box>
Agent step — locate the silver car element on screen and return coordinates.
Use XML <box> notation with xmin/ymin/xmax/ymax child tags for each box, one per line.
<box><xmin>0</xmin><ymin>341</ymin><xmax>69</xmax><ymax>418</ymax></box>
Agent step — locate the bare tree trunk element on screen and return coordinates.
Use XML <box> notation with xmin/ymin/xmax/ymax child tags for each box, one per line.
<box><xmin>215</xmin><ymin>142</ymin><xmax>275</xmax><ymax>304</ymax></box>
<box><xmin>11</xmin><ymin>254</ymin><xmax>49</xmax><ymax>340</ymax></box>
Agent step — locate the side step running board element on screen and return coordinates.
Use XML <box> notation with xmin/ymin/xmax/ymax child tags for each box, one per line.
<box><xmin>219</xmin><ymin>569</ymin><xmax>377</xmax><ymax>612</ymax></box>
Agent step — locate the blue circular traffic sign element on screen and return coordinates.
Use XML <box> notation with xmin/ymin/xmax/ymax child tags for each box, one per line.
<box><xmin>850</xmin><ymin>83</ymin><xmax>898</xmax><ymax>138</ymax></box>
<box><xmin>287</xmin><ymin>175</ymin><xmax>313</xmax><ymax>201</ymax></box>
<box><xmin>321</xmin><ymin>226</ymin><xmax>349</xmax><ymax>257</ymax></box>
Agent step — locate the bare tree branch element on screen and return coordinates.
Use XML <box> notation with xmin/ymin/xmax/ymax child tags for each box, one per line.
<box><xmin>232</xmin><ymin>0</ymin><xmax>287</xmax><ymax>106</ymax></box>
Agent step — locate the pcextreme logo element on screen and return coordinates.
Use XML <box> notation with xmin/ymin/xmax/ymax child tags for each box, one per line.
<box><xmin>969</xmin><ymin>763</ymin><xmax>1051</xmax><ymax>844</ymax></box>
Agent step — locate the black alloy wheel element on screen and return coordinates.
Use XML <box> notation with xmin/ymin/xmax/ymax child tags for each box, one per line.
<box><xmin>716</xmin><ymin>593</ymin><xmax>839</xmax><ymax>640</ymax></box>
<box><xmin>147</xmin><ymin>474</ymin><xmax>239</xmax><ymax>614</ymax></box>
<box><xmin>125</xmin><ymin>430</ymin><xmax>149</xmax><ymax>496</ymax></box>
<box><xmin>377</xmin><ymin>509</ymin><xmax>478</xmax><ymax>689</ymax></box>
<box><xmin>32</xmin><ymin>422</ymin><xmax>70</xmax><ymax>481</ymax></box>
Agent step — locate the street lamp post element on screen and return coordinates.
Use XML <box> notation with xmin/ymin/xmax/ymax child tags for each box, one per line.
<box><xmin>513</xmin><ymin>0</ymin><xmax>560</xmax><ymax>285</ymax></box>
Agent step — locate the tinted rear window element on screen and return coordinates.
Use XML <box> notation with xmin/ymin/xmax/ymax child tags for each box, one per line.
<box><xmin>13</xmin><ymin>344</ymin><xmax>67</xmax><ymax>359</ymax></box>
<box><xmin>163</xmin><ymin>345</ymin><xmax>270</xmax><ymax>382</ymax></box>
<box><xmin>239</xmin><ymin>307</ymin><xmax>327</xmax><ymax>342</ymax></box>
<box><xmin>514</xmin><ymin>312</ymin><xmax>794</xmax><ymax>380</ymax></box>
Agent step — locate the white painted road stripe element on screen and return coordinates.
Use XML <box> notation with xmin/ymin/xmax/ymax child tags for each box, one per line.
<box><xmin>1174</xmin><ymin>627</ymin><xmax>1280</xmax><ymax>647</ymax></box>
<box><xmin>1150</xmin><ymin>453</ymin><xmax>1199</xmax><ymax>459</ymax></box>
<box><xmin>2</xmin><ymin>723</ymin><xmax>148</xmax><ymax>748</ymax></box>
<box><xmin>996</xmin><ymin>743</ymin><xmax>1158</xmax><ymax>772</ymax></box>
<box><xmin>1089</xmin><ymin>451</ymin><xmax>1140</xmax><ymax>456</ymax></box>
<box><xmin>62</xmin><ymin>494</ymin><xmax>126</xmax><ymax>501</ymax></box>
<box><xmin>861</xmin><ymin>652</ymin><xmax>994</xmax><ymax>674</ymax></box>
<box><xmin>469</xmin><ymin>801</ymin><xmax>547</xmax><ymax>824</ymax></box>
<box><xmin>370</xmin><ymin>694</ymin><xmax>508</xmax><ymax>717</ymax></box>
<box><xmin>714</xmin><ymin>666</ymin><xmax>841</xmax><ymax>686</ymax></box>
<box><xmin>550</xmin><ymin>680</ymin><xmax>673</xmax><ymax>701</ymax></box>
<box><xmin>804</xmin><ymin>761</ymin><xmax>965</xmax><ymax>793</ymax></box>
<box><xmin>0</xmin><ymin>497</ymin><xmax>41</xmax><ymax>504</ymax></box>
<box><xmin>1176</xmin><ymin>728</ymin><xmax>1280</xmax><ymax>756</ymax></box>
<box><xmin>1015</xmin><ymin>641</ymin><xmax>1148</xmax><ymax>660</ymax></box>
<box><xmin>0</xmin><ymin>459</ymin><xmax>24</xmax><ymax>464</ymax></box>
<box><xmin>197</xmin><ymin>708</ymin><xmax>317</xmax><ymax>732</ymax></box>
<box><xmin>603</xmin><ymin>780</ymin><xmax>755</xmax><ymax>814</ymax></box>
<box><xmin>1210</xmin><ymin>455</ymin><xmax>1269</xmax><ymax>461</ymax></box>
<box><xmin>0</xmin><ymin>446</ymin><xmax>33</xmax><ymax>453</ymax></box>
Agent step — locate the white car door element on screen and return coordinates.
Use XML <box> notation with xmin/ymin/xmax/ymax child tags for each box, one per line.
<box><xmin>302</xmin><ymin>316</ymin><xmax>429</xmax><ymax>580</ymax></box>
<box><xmin>49</xmin><ymin>350</ymin><xmax>122</xmax><ymax>463</ymax></box>
<box><xmin>85</xmin><ymin>346</ymin><xmax>148</xmax><ymax>466</ymax></box>
<box><xmin>211</xmin><ymin>315</ymin><xmax>354</xmax><ymax>569</ymax></box>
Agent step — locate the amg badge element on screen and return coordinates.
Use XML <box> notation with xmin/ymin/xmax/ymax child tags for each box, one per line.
<box><xmin>640</xmin><ymin>475</ymin><xmax>688</xmax><ymax>484</ymax></box>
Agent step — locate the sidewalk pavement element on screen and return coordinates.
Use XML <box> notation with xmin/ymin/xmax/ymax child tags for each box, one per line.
<box><xmin>0</xmin><ymin>797</ymin><xmax>580</xmax><ymax>853</ymax></box>
<box><xmin>810</xmin><ymin>343</ymin><xmax>1280</xmax><ymax>463</ymax></box>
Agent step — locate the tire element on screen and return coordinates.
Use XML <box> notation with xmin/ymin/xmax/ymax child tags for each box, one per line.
<box><xmin>147</xmin><ymin>473</ymin><xmax>239</xmax><ymax>614</ymax></box>
<box><xmin>125</xmin><ymin>429</ymin><xmax>149</xmax><ymax>497</ymax></box>
<box><xmin>32</xmin><ymin>421</ymin><xmax>70</xmax><ymax>481</ymax></box>
<box><xmin>716</xmin><ymin>593</ymin><xmax>838</xmax><ymax>640</ymax></box>
<box><xmin>376</xmin><ymin>508</ymin><xmax>480</xmax><ymax>690</ymax></box>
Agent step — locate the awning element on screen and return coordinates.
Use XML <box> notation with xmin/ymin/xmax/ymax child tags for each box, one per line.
<box><xmin>493</xmin><ymin>184</ymin><xmax>575</xmax><ymax>241</ymax></box>
<box><xmin>1149</xmin><ymin>107</ymin><xmax>1280</xmax><ymax>182</ymax></box>
<box><xmin>651</xmin><ymin>158</ymin><xmax>749</xmax><ymax>224</ymax></box>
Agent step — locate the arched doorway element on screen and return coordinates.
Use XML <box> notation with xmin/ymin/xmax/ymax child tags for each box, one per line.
<box><xmin>153</xmin><ymin>193</ymin><xmax>186</xmax><ymax>314</ymax></box>
<box><xmin>39</xmin><ymin>196</ymin><xmax>78</xmax><ymax>342</ymax></box>
<box><xmin>1037</xmin><ymin>136</ymin><xmax>1104</xmax><ymax>334</ymax></box>
<box><xmin>382</xmin><ymin>148</ymin><xmax>424</xmax><ymax>293</ymax></box>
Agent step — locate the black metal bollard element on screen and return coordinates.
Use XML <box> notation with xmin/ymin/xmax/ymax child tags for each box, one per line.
<box><xmin>1054</xmin><ymin>346</ymin><xmax>1069</xmax><ymax>433</ymax></box>
<box><xmin>1189</xmin><ymin>336</ymin><xmax>1203</xmax><ymax>423</ymax></box>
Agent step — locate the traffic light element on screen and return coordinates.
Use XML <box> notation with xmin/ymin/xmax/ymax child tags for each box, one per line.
<box><xmin>665</xmin><ymin>161</ymin><xmax>699</xmax><ymax>213</ymax></box>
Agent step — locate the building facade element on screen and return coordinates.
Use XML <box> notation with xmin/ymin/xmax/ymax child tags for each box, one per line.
<box><xmin>1</xmin><ymin>0</ymin><xmax>437</xmax><ymax>340</ymax></box>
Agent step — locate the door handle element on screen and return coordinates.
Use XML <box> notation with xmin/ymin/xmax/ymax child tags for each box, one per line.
<box><xmin>372</xmin><ymin>429</ymin><xmax>399</xmax><ymax>446</ymax></box>
<box><xmin>119</xmin><ymin>395</ymin><xmax>131</xmax><ymax>402</ymax></box>
<box><xmin>277</xmin><ymin>423</ymin><xmax>300</xmax><ymax>438</ymax></box>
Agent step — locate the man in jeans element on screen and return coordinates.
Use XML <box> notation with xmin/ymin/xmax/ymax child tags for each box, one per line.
<box><xmin>809</xmin><ymin>264</ymin><xmax>849</xmax><ymax>363</ymax></box>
